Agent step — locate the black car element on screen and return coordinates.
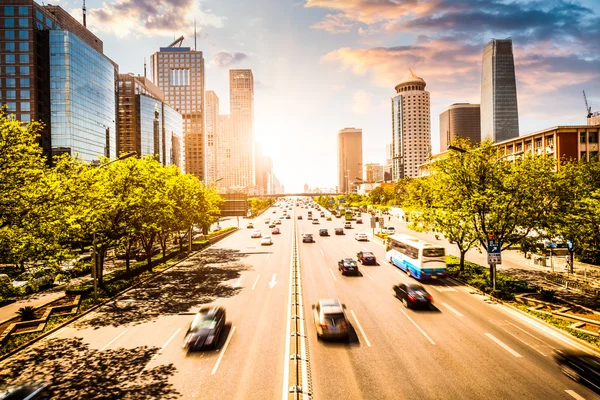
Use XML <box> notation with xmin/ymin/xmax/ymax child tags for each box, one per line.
<box><xmin>269</xmin><ymin>223</ymin><xmax>276</xmax><ymax>228</ymax></box>
<box><xmin>334</xmin><ymin>228</ymin><xmax>344</xmax><ymax>235</ymax></box>
<box><xmin>298</xmin><ymin>216</ymin><xmax>303</xmax><ymax>220</ymax></box>
<box><xmin>183</xmin><ymin>306</ymin><xmax>226</xmax><ymax>351</ymax></box>
<box><xmin>302</xmin><ymin>234</ymin><xmax>314</xmax><ymax>243</ymax></box>
<box><xmin>338</xmin><ymin>259</ymin><xmax>359</xmax><ymax>276</ymax></box>
<box><xmin>356</xmin><ymin>218</ymin><xmax>363</xmax><ymax>224</ymax></box>
<box><xmin>393</xmin><ymin>283</ymin><xmax>433</xmax><ymax>309</ymax></box>
<box><xmin>555</xmin><ymin>350</ymin><xmax>600</xmax><ymax>391</ymax></box>
<box><xmin>357</xmin><ymin>251</ymin><xmax>376</xmax><ymax>265</ymax></box>
<box><xmin>319</xmin><ymin>229</ymin><xmax>329</xmax><ymax>237</ymax></box>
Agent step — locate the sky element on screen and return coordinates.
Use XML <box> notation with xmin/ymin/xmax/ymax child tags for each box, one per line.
<box><xmin>56</xmin><ymin>0</ymin><xmax>600</xmax><ymax>192</ymax></box>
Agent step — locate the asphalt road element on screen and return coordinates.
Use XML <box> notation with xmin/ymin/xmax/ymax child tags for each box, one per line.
<box><xmin>0</xmin><ymin>200</ymin><xmax>599</xmax><ymax>400</ymax></box>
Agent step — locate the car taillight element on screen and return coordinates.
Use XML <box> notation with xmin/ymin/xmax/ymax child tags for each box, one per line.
<box><xmin>408</xmin><ymin>294</ymin><xmax>416</xmax><ymax>302</ymax></box>
<box><xmin>427</xmin><ymin>295</ymin><xmax>433</xmax><ymax>302</ymax></box>
<box><xmin>339</xmin><ymin>321</ymin><xmax>347</xmax><ymax>329</ymax></box>
<box><xmin>319</xmin><ymin>323</ymin><xmax>328</xmax><ymax>329</ymax></box>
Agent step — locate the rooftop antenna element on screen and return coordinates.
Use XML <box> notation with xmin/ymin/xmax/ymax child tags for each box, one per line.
<box><xmin>194</xmin><ymin>17</ymin><xmax>197</xmax><ymax>51</ymax></box>
<box><xmin>82</xmin><ymin>0</ymin><xmax>87</xmax><ymax>27</ymax></box>
<box><xmin>143</xmin><ymin>58</ymin><xmax>147</xmax><ymax>78</ymax></box>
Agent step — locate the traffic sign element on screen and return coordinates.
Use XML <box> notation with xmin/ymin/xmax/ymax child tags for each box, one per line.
<box><xmin>370</xmin><ymin>218</ymin><xmax>376</xmax><ymax>228</ymax></box>
<box><xmin>487</xmin><ymin>239</ymin><xmax>501</xmax><ymax>254</ymax></box>
<box><xmin>488</xmin><ymin>254</ymin><xmax>502</xmax><ymax>265</ymax></box>
<box><xmin>379</xmin><ymin>219</ymin><xmax>384</xmax><ymax>228</ymax></box>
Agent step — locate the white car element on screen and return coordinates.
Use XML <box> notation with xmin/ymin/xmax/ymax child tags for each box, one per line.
<box><xmin>246</xmin><ymin>222</ymin><xmax>254</xmax><ymax>229</ymax></box>
<box><xmin>355</xmin><ymin>232</ymin><xmax>368</xmax><ymax>241</ymax></box>
<box><xmin>261</xmin><ymin>235</ymin><xmax>273</xmax><ymax>245</ymax></box>
<box><xmin>251</xmin><ymin>229</ymin><xmax>262</xmax><ymax>238</ymax></box>
<box><xmin>382</xmin><ymin>227</ymin><xmax>396</xmax><ymax>234</ymax></box>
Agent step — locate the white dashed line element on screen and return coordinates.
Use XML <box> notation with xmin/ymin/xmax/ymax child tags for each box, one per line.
<box><xmin>252</xmin><ymin>274</ymin><xmax>260</xmax><ymax>290</ymax></box>
<box><xmin>565</xmin><ymin>390</ymin><xmax>586</xmax><ymax>400</ymax></box>
<box><xmin>442</xmin><ymin>302</ymin><xmax>464</xmax><ymax>317</ymax></box>
<box><xmin>361</xmin><ymin>269</ymin><xmax>374</xmax><ymax>280</ymax></box>
<box><xmin>350</xmin><ymin>310</ymin><xmax>371</xmax><ymax>347</ymax></box>
<box><xmin>211</xmin><ymin>325</ymin><xmax>237</xmax><ymax>375</ymax></box>
<box><xmin>399</xmin><ymin>308</ymin><xmax>436</xmax><ymax>345</ymax></box>
<box><xmin>329</xmin><ymin>268</ymin><xmax>338</xmax><ymax>282</ymax></box>
<box><xmin>100</xmin><ymin>329</ymin><xmax>129</xmax><ymax>351</ymax></box>
<box><xmin>485</xmin><ymin>333</ymin><xmax>523</xmax><ymax>357</ymax></box>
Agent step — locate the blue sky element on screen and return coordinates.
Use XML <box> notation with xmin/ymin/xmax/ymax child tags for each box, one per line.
<box><xmin>58</xmin><ymin>0</ymin><xmax>600</xmax><ymax>192</ymax></box>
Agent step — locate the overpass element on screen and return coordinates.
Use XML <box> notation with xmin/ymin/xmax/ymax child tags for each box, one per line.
<box><xmin>259</xmin><ymin>193</ymin><xmax>341</xmax><ymax>198</ymax></box>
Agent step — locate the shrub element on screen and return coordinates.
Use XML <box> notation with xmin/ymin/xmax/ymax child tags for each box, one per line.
<box><xmin>16</xmin><ymin>306</ymin><xmax>36</xmax><ymax>321</ymax></box>
<box><xmin>540</xmin><ymin>288</ymin><xmax>556</xmax><ymax>302</ymax></box>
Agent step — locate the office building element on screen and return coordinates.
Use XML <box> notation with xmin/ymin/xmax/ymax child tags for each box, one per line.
<box><xmin>439</xmin><ymin>103</ymin><xmax>481</xmax><ymax>152</ymax></box>
<box><xmin>0</xmin><ymin>1</ymin><xmax>117</xmax><ymax>163</ymax></box>
<box><xmin>481</xmin><ymin>38</ymin><xmax>519</xmax><ymax>142</ymax></box>
<box><xmin>217</xmin><ymin>114</ymin><xmax>231</xmax><ymax>192</ymax></box>
<box><xmin>150</xmin><ymin>38</ymin><xmax>205</xmax><ymax>179</ymax></box>
<box><xmin>364</xmin><ymin>163</ymin><xmax>385</xmax><ymax>183</ymax></box>
<box><xmin>337</xmin><ymin>128</ymin><xmax>363</xmax><ymax>193</ymax></box>
<box><xmin>225</xmin><ymin>69</ymin><xmax>254</xmax><ymax>191</ymax></box>
<box><xmin>391</xmin><ymin>70</ymin><xmax>431</xmax><ymax>180</ymax></box>
<box><xmin>117</xmin><ymin>74</ymin><xmax>183</xmax><ymax>169</ymax></box>
<box><xmin>205</xmin><ymin>90</ymin><xmax>219</xmax><ymax>183</ymax></box>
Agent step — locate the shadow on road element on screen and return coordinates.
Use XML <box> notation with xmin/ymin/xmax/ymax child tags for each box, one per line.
<box><xmin>0</xmin><ymin>337</ymin><xmax>179</xmax><ymax>399</ymax></box>
<box><xmin>76</xmin><ymin>248</ymin><xmax>252</xmax><ymax>329</ymax></box>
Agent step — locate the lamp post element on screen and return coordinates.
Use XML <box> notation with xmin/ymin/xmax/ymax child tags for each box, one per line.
<box><xmin>91</xmin><ymin>151</ymin><xmax>137</xmax><ymax>303</ymax></box>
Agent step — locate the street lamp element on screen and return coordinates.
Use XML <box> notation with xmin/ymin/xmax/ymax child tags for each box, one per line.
<box><xmin>91</xmin><ymin>151</ymin><xmax>137</xmax><ymax>303</ymax></box>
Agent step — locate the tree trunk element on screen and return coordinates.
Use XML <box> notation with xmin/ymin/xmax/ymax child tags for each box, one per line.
<box><xmin>125</xmin><ymin>256</ymin><xmax>130</xmax><ymax>273</ymax></box>
<box><xmin>98</xmin><ymin>247</ymin><xmax>106</xmax><ymax>287</ymax></box>
<box><xmin>459</xmin><ymin>251</ymin><xmax>466</xmax><ymax>272</ymax></box>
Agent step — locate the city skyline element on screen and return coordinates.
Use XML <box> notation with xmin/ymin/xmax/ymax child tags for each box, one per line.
<box><xmin>3</xmin><ymin>0</ymin><xmax>600</xmax><ymax>192</ymax></box>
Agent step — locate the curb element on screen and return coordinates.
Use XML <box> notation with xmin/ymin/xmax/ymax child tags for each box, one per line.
<box><xmin>446</xmin><ymin>275</ymin><xmax>600</xmax><ymax>356</ymax></box>
<box><xmin>0</xmin><ymin>228</ymin><xmax>239</xmax><ymax>363</ymax></box>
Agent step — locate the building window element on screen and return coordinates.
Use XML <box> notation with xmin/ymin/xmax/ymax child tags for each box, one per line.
<box><xmin>18</xmin><ymin>18</ymin><xmax>28</xmax><ymax>28</ymax></box>
<box><xmin>36</xmin><ymin>10</ymin><xmax>43</xmax><ymax>21</ymax></box>
<box><xmin>19</xmin><ymin>54</ymin><xmax>29</xmax><ymax>64</ymax></box>
<box><xmin>20</xmin><ymin>78</ymin><xmax>29</xmax><ymax>87</ymax></box>
<box><xmin>18</xmin><ymin>6</ymin><xmax>28</xmax><ymax>16</ymax></box>
<box><xmin>5</xmin><ymin>6</ymin><xmax>15</xmax><ymax>16</ymax></box>
<box><xmin>5</xmin><ymin>18</ymin><xmax>15</xmax><ymax>28</ymax></box>
<box><xmin>580</xmin><ymin>152</ymin><xmax>587</xmax><ymax>161</ymax></box>
<box><xmin>5</xmin><ymin>42</ymin><xmax>15</xmax><ymax>52</ymax></box>
<box><xmin>5</xmin><ymin>54</ymin><xmax>15</xmax><ymax>64</ymax></box>
<box><xmin>591</xmin><ymin>151</ymin><xmax>599</xmax><ymax>161</ymax></box>
<box><xmin>20</xmin><ymin>90</ymin><xmax>30</xmax><ymax>99</ymax></box>
<box><xmin>580</xmin><ymin>132</ymin><xmax>586</xmax><ymax>143</ymax></box>
<box><xmin>20</xmin><ymin>102</ymin><xmax>30</xmax><ymax>112</ymax></box>
<box><xmin>45</xmin><ymin>17</ymin><xmax>52</xmax><ymax>27</ymax></box>
<box><xmin>18</xmin><ymin>30</ymin><xmax>29</xmax><ymax>40</ymax></box>
<box><xmin>19</xmin><ymin>42</ymin><xmax>28</xmax><ymax>51</ymax></box>
<box><xmin>5</xmin><ymin>31</ymin><xmax>15</xmax><ymax>40</ymax></box>
<box><xmin>20</xmin><ymin>113</ymin><xmax>30</xmax><ymax>123</ymax></box>
<box><xmin>6</xmin><ymin>90</ymin><xmax>16</xmax><ymax>99</ymax></box>
<box><xmin>6</xmin><ymin>102</ymin><xmax>16</xmax><ymax>112</ymax></box>
<box><xmin>6</xmin><ymin>78</ymin><xmax>16</xmax><ymax>88</ymax></box>
<box><xmin>19</xmin><ymin>66</ymin><xmax>29</xmax><ymax>75</ymax></box>
<box><xmin>6</xmin><ymin>66</ymin><xmax>15</xmax><ymax>75</ymax></box>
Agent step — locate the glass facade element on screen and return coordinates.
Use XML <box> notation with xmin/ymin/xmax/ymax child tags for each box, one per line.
<box><xmin>49</xmin><ymin>30</ymin><xmax>116</xmax><ymax>162</ymax></box>
<box><xmin>391</xmin><ymin>95</ymin><xmax>403</xmax><ymax>180</ymax></box>
<box><xmin>139</xmin><ymin>94</ymin><xmax>162</xmax><ymax>159</ymax></box>
<box><xmin>163</xmin><ymin>103</ymin><xmax>183</xmax><ymax>169</ymax></box>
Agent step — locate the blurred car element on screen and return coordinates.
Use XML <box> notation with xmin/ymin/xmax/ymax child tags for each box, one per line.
<box><xmin>12</xmin><ymin>268</ymin><xmax>56</xmax><ymax>295</ymax></box>
<box><xmin>275</xmin><ymin>219</ymin><xmax>282</xmax><ymax>225</ymax></box>
<box><xmin>354</xmin><ymin>232</ymin><xmax>368</xmax><ymax>241</ymax></box>
<box><xmin>272</xmin><ymin>210</ymin><xmax>276</xmax><ymax>213</ymax></box>
<box><xmin>334</xmin><ymin>228</ymin><xmax>344</xmax><ymax>235</ymax></box>
<box><xmin>251</xmin><ymin>229</ymin><xmax>262</xmax><ymax>238</ymax></box>
<box><xmin>286</xmin><ymin>215</ymin><xmax>291</xmax><ymax>219</ymax></box>
<box><xmin>183</xmin><ymin>306</ymin><xmax>226</xmax><ymax>351</ymax></box>
<box><xmin>0</xmin><ymin>382</ymin><xmax>50</xmax><ymax>400</ymax></box>
<box><xmin>307</xmin><ymin>216</ymin><xmax>312</xmax><ymax>220</ymax></box>
<box><xmin>393</xmin><ymin>283</ymin><xmax>433</xmax><ymax>309</ymax></box>
<box><xmin>357</xmin><ymin>251</ymin><xmax>376</xmax><ymax>265</ymax></box>
<box><xmin>356</xmin><ymin>218</ymin><xmax>363</xmax><ymax>224</ymax></box>
<box><xmin>298</xmin><ymin>216</ymin><xmax>303</xmax><ymax>220</ymax></box>
<box><xmin>319</xmin><ymin>229</ymin><xmax>329</xmax><ymax>237</ymax></box>
<box><xmin>302</xmin><ymin>233</ymin><xmax>314</xmax><ymax>243</ymax></box>
<box><xmin>312</xmin><ymin>299</ymin><xmax>349</xmax><ymax>339</ymax></box>
<box><xmin>338</xmin><ymin>259</ymin><xmax>359</xmax><ymax>276</ymax></box>
<box><xmin>246</xmin><ymin>222</ymin><xmax>254</xmax><ymax>229</ymax></box>
<box><xmin>280</xmin><ymin>216</ymin><xmax>285</xmax><ymax>219</ymax></box>
<box><xmin>261</xmin><ymin>235</ymin><xmax>273</xmax><ymax>245</ymax></box>
<box><xmin>344</xmin><ymin>221</ymin><xmax>352</xmax><ymax>229</ymax></box>
<box><xmin>269</xmin><ymin>223</ymin><xmax>276</xmax><ymax>228</ymax></box>
<box><xmin>312</xmin><ymin>219</ymin><xmax>319</xmax><ymax>225</ymax></box>
<box><xmin>264</xmin><ymin>219</ymin><xmax>270</xmax><ymax>224</ymax></box>
<box><xmin>382</xmin><ymin>226</ymin><xmax>396</xmax><ymax>235</ymax></box>
<box><xmin>554</xmin><ymin>350</ymin><xmax>600</xmax><ymax>388</ymax></box>
<box><xmin>272</xmin><ymin>227</ymin><xmax>281</xmax><ymax>234</ymax></box>
<box><xmin>320</xmin><ymin>212</ymin><xmax>325</xmax><ymax>217</ymax></box>
<box><xmin>326</xmin><ymin>216</ymin><xmax>332</xmax><ymax>221</ymax></box>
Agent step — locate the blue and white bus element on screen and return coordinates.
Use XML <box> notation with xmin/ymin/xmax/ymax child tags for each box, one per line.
<box><xmin>385</xmin><ymin>234</ymin><xmax>447</xmax><ymax>280</ymax></box>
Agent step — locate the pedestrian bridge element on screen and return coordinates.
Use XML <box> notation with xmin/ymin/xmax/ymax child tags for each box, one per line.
<box><xmin>261</xmin><ymin>193</ymin><xmax>340</xmax><ymax>197</ymax></box>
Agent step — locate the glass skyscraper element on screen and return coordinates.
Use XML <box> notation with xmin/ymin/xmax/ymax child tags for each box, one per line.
<box><xmin>480</xmin><ymin>38</ymin><xmax>520</xmax><ymax>142</ymax></box>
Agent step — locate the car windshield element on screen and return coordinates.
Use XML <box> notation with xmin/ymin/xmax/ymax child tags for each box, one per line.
<box><xmin>343</xmin><ymin>260</ymin><xmax>357</xmax><ymax>266</ymax></box>
<box><xmin>363</xmin><ymin>252</ymin><xmax>374</xmax><ymax>256</ymax></box>
<box><xmin>16</xmin><ymin>273</ymin><xmax>32</xmax><ymax>281</ymax></box>
<box><xmin>190</xmin><ymin>316</ymin><xmax>217</xmax><ymax>331</ymax></box>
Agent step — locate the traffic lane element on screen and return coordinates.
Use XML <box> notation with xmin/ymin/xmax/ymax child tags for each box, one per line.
<box><xmin>311</xmin><ymin>232</ymin><xmax>596</xmax><ymax>399</ymax></box>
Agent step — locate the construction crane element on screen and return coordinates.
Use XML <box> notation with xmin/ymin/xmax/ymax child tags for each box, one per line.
<box><xmin>583</xmin><ymin>90</ymin><xmax>592</xmax><ymax>118</ymax></box>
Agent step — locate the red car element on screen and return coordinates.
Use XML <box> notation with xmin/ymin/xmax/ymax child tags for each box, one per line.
<box><xmin>334</xmin><ymin>228</ymin><xmax>344</xmax><ymax>235</ymax></box>
<box><xmin>357</xmin><ymin>251</ymin><xmax>376</xmax><ymax>265</ymax></box>
<box><xmin>272</xmin><ymin>227</ymin><xmax>281</xmax><ymax>234</ymax></box>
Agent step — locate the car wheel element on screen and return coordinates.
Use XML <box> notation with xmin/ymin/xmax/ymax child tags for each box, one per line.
<box><xmin>401</xmin><ymin>298</ymin><xmax>408</xmax><ymax>308</ymax></box>
<box><xmin>560</xmin><ymin>364</ymin><xmax>581</xmax><ymax>382</ymax></box>
<box><xmin>406</xmin><ymin>268</ymin><xmax>411</xmax><ymax>277</ymax></box>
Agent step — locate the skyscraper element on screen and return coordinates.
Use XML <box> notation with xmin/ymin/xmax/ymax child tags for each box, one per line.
<box><xmin>150</xmin><ymin>38</ymin><xmax>205</xmax><ymax>179</ymax></box>
<box><xmin>117</xmin><ymin>74</ymin><xmax>183</xmax><ymax>169</ymax></box>
<box><xmin>227</xmin><ymin>69</ymin><xmax>254</xmax><ymax>190</ymax></box>
<box><xmin>217</xmin><ymin>114</ymin><xmax>231</xmax><ymax>192</ymax></box>
<box><xmin>337</xmin><ymin>128</ymin><xmax>363</xmax><ymax>194</ymax></box>
<box><xmin>205</xmin><ymin>90</ymin><xmax>219</xmax><ymax>183</ymax></box>
<box><xmin>0</xmin><ymin>1</ymin><xmax>117</xmax><ymax>164</ymax></box>
<box><xmin>254</xmin><ymin>143</ymin><xmax>272</xmax><ymax>195</ymax></box>
<box><xmin>480</xmin><ymin>38</ymin><xmax>519</xmax><ymax>142</ymax></box>
<box><xmin>439</xmin><ymin>103</ymin><xmax>481</xmax><ymax>152</ymax></box>
<box><xmin>391</xmin><ymin>70</ymin><xmax>431</xmax><ymax>180</ymax></box>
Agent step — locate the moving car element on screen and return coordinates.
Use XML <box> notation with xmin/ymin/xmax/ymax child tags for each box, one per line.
<box><xmin>246</xmin><ymin>222</ymin><xmax>254</xmax><ymax>229</ymax></box>
<box><xmin>312</xmin><ymin>219</ymin><xmax>319</xmax><ymax>225</ymax></box>
<box><xmin>356</xmin><ymin>218</ymin><xmax>363</xmax><ymax>224</ymax></box>
<box><xmin>319</xmin><ymin>229</ymin><xmax>329</xmax><ymax>237</ymax></box>
<box><xmin>312</xmin><ymin>299</ymin><xmax>349</xmax><ymax>339</ymax></box>
<box><xmin>264</xmin><ymin>219</ymin><xmax>270</xmax><ymax>224</ymax></box>
<box><xmin>393</xmin><ymin>283</ymin><xmax>433</xmax><ymax>309</ymax></box>
<box><xmin>261</xmin><ymin>235</ymin><xmax>273</xmax><ymax>245</ymax></box>
<box><xmin>320</xmin><ymin>212</ymin><xmax>325</xmax><ymax>217</ymax></box>
<box><xmin>183</xmin><ymin>306</ymin><xmax>226</xmax><ymax>350</ymax></box>
<box><xmin>286</xmin><ymin>215</ymin><xmax>291</xmax><ymax>219</ymax></box>
<box><xmin>251</xmin><ymin>229</ymin><xmax>262</xmax><ymax>238</ymax></box>
<box><xmin>275</xmin><ymin>219</ymin><xmax>282</xmax><ymax>225</ymax></box>
<box><xmin>354</xmin><ymin>232</ymin><xmax>368</xmax><ymax>241</ymax></box>
<box><xmin>298</xmin><ymin>216</ymin><xmax>303</xmax><ymax>220</ymax></box>
<box><xmin>344</xmin><ymin>221</ymin><xmax>352</xmax><ymax>229</ymax></box>
<box><xmin>338</xmin><ymin>259</ymin><xmax>359</xmax><ymax>276</ymax></box>
<box><xmin>272</xmin><ymin>227</ymin><xmax>281</xmax><ymax>234</ymax></box>
<box><xmin>554</xmin><ymin>350</ymin><xmax>600</xmax><ymax>389</ymax></box>
<box><xmin>357</xmin><ymin>251</ymin><xmax>377</xmax><ymax>265</ymax></box>
<box><xmin>10</xmin><ymin>268</ymin><xmax>56</xmax><ymax>295</ymax></box>
<box><xmin>382</xmin><ymin>226</ymin><xmax>396</xmax><ymax>235</ymax></box>
<box><xmin>307</xmin><ymin>216</ymin><xmax>312</xmax><ymax>220</ymax></box>
<box><xmin>269</xmin><ymin>223</ymin><xmax>276</xmax><ymax>228</ymax></box>
<box><xmin>326</xmin><ymin>216</ymin><xmax>332</xmax><ymax>221</ymax></box>
<box><xmin>302</xmin><ymin>233</ymin><xmax>314</xmax><ymax>243</ymax></box>
<box><xmin>334</xmin><ymin>228</ymin><xmax>344</xmax><ymax>235</ymax></box>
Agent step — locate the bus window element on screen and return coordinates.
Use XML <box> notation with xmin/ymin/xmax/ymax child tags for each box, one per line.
<box><xmin>423</xmin><ymin>248</ymin><xmax>445</xmax><ymax>257</ymax></box>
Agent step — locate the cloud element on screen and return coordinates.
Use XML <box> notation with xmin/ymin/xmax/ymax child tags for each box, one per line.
<box><xmin>87</xmin><ymin>0</ymin><xmax>224</xmax><ymax>38</ymax></box>
<box><xmin>305</xmin><ymin>0</ymin><xmax>437</xmax><ymax>25</ymax></box>
<box><xmin>213</xmin><ymin>51</ymin><xmax>249</xmax><ymax>68</ymax></box>
<box><xmin>352</xmin><ymin>90</ymin><xmax>371</xmax><ymax>113</ymax></box>
<box><xmin>311</xmin><ymin>13</ymin><xmax>354</xmax><ymax>33</ymax></box>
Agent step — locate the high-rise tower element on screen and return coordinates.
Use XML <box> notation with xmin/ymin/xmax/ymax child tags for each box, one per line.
<box><xmin>480</xmin><ymin>38</ymin><xmax>519</xmax><ymax>142</ymax></box>
<box><xmin>337</xmin><ymin>128</ymin><xmax>363</xmax><ymax>194</ymax></box>
<box><xmin>439</xmin><ymin>103</ymin><xmax>480</xmax><ymax>152</ymax></box>
<box><xmin>150</xmin><ymin>38</ymin><xmax>205</xmax><ymax>179</ymax></box>
<box><xmin>227</xmin><ymin>69</ymin><xmax>254</xmax><ymax>191</ymax></box>
<box><xmin>205</xmin><ymin>90</ymin><xmax>219</xmax><ymax>183</ymax></box>
<box><xmin>391</xmin><ymin>70</ymin><xmax>431</xmax><ymax>180</ymax></box>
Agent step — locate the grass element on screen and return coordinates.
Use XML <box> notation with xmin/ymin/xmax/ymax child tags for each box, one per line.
<box><xmin>0</xmin><ymin>314</ymin><xmax>75</xmax><ymax>357</ymax></box>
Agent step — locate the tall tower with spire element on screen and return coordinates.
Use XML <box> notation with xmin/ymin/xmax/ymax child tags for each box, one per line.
<box><xmin>391</xmin><ymin>70</ymin><xmax>431</xmax><ymax>180</ymax></box>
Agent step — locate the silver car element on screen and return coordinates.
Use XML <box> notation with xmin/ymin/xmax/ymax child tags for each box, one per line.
<box><xmin>312</xmin><ymin>299</ymin><xmax>349</xmax><ymax>339</ymax></box>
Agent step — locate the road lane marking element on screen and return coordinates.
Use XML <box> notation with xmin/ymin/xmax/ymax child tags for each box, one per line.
<box><xmin>282</xmin><ymin>229</ymin><xmax>295</xmax><ymax>400</ymax></box>
<box><xmin>496</xmin><ymin>324</ymin><xmax>548</xmax><ymax>357</ymax></box>
<box><xmin>47</xmin><ymin>327</ymin><xmax>68</xmax><ymax>340</ymax></box>
<box><xmin>485</xmin><ymin>333</ymin><xmax>523</xmax><ymax>357</ymax></box>
<box><xmin>350</xmin><ymin>310</ymin><xmax>371</xmax><ymax>347</ymax></box>
<box><xmin>430</xmin><ymin>286</ymin><xmax>457</xmax><ymax>292</ymax></box>
<box><xmin>269</xmin><ymin>273</ymin><xmax>277</xmax><ymax>288</ymax></box>
<box><xmin>320</xmin><ymin>249</ymin><xmax>325</xmax><ymax>256</ymax></box>
<box><xmin>395</xmin><ymin>269</ymin><xmax>404</xmax><ymax>276</ymax></box>
<box><xmin>266</xmin><ymin>254</ymin><xmax>270</xmax><ymax>260</ymax></box>
<box><xmin>252</xmin><ymin>274</ymin><xmax>260</xmax><ymax>290</ymax></box>
<box><xmin>211</xmin><ymin>325</ymin><xmax>237</xmax><ymax>375</ymax></box>
<box><xmin>329</xmin><ymin>268</ymin><xmax>338</xmax><ymax>282</ymax></box>
<box><xmin>399</xmin><ymin>309</ymin><xmax>436</xmax><ymax>345</ymax></box>
<box><xmin>565</xmin><ymin>390</ymin><xmax>586</xmax><ymax>400</ymax></box>
<box><xmin>442</xmin><ymin>302</ymin><xmax>464</xmax><ymax>317</ymax></box>
<box><xmin>234</xmin><ymin>277</ymin><xmax>243</xmax><ymax>287</ymax></box>
<box><xmin>144</xmin><ymin>328</ymin><xmax>182</xmax><ymax>370</ymax></box>
<box><xmin>100</xmin><ymin>329</ymin><xmax>129</xmax><ymax>351</ymax></box>
<box><xmin>361</xmin><ymin>269</ymin><xmax>374</xmax><ymax>280</ymax></box>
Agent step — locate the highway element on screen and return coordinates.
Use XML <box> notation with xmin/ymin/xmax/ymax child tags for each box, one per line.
<box><xmin>0</xmin><ymin>200</ymin><xmax>598</xmax><ymax>399</ymax></box>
